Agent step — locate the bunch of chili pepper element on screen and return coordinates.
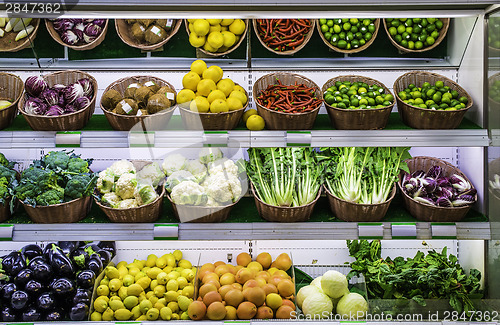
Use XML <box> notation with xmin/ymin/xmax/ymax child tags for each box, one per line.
<box><xmin>256</xmin><ymin>19</ymin><xmax>312</xmax><ymax>52</ymax></box>
<box><xmin>256</xmin><ymin>79</ymin><xmax>322</xmax><ymax>113</ymax></box>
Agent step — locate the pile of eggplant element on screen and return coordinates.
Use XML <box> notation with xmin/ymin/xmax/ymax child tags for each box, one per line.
<box><xmin>0</xmin><ymin>241</ymin><xmax>115</xmax><ymax>322</ymax></box>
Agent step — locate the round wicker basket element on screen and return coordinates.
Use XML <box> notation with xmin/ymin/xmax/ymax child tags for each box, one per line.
<box><xmin>253</xmin><ymin>72</ymin><xmax>322</xmax><ymax>130</ymax></box>
<box><xmin>116</xmin><ymin>19</ymin><xmax>181</xmax><ymax>51</ymax></box>
<box><xmin>253</xmin><ymin>19</ymin><xmax>315</xmax><ymax>56</ymax></box>
<box><xmin>0</xmin><ymin>18</ymin><xmax>40</xmax><ymax>52</ymax></box>
<box><xmin>18</xmin><ymin>70</ymin><xmax>98</xmax><ymax>131</ymax></box>
<box><xmin>166</xmin><ymin>193</ymin><xmax>238</xmax><ymax>223</ymax></box>
<box><xmin>316</xmin><ymin>19</ymin><xmax>380</xmax><ymax>54</ymax></box>
<box><xmin>322</xmin><ymin>75</ymin><xmax>395</xmax><ymax>130</ymax></box>
<box><xmin>45</xmin><ymin>19</ymin><xmax>109</xmax><ymax>51</ymax></box>
<box><xmin>21</xmin><ymin>196</ymin><xmax>93</xmax><ymax>224</ymax></box>
<box><xmin>393</xmin><ymin>71</ymin><xmax>473</xmax><ymax>129</ymax></box>
<box><xmin>0</xmin><ymin>73</ymin><xmax>24</xmax><ymax>130</ymax></box>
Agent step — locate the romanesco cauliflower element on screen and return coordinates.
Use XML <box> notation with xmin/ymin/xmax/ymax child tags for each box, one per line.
<box><xmin>115</xmin><ymin>173</ymin><xmax>137</xmax><ymax>199</ymax></box>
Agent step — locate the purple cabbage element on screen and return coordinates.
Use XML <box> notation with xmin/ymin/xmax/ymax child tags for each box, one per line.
<box><xmin>45</xmin><ymin>105</ymin><xmax>64</xmax><ymax>116</ymax></box>
<box><xmin>61</xmin><ymin>30</ymin><xmax>79</xmax><ymax>45</ymax></box>
<box><xmin>436</xmin><ymin>197</ymin><xmax>453</xmax><ymax>207</ymax></box>
<box><xmin>25</xmin><ymin>76</ymin><xmax>48</xmax><ymax>97</ymax></box>
<box><xmin>426</xmin><ymin>165</ymin><xmax>442</xmax><ymax>179</ymax></box>
<box><xmin>52</xmin><ymin>19</ymin><xmax>74</xmax><ymax>32</ymax></box>
<box><xmin>41</xmin><ymin>88</ymin><xmax>59</xmax><ymax>106</ymax></box>
<box><xmin>74</xmin><ymin>96</ymin><xmax>90</xmax><ymax>110</ymax></box>
<box><xmin>72</xmin><ymin>28</ymin><xmax>84</xmax><ymax>41</ymax></box>
<box><xmin>93</xmin><ymin>19</ymin><xmax>106</xmax><ymax>28</ymax></box>
<box><xmin>63</xmin><ymin>83</ymin><xmax>85</xmax><ymax>104</ymax></box>
<box><xmin>78</xmin><ymin>78</ymin><xmax>94</xmax><ymax>98</ymax></box>
<box><xmin>449</xmin><ymin>174</ymin><xmax>472</xmax><ymax>193</ymax></box>
<box><xmin>23</xmin><ymin>97</ymin><xmax>47</xmax><ymax>115</ymax></box>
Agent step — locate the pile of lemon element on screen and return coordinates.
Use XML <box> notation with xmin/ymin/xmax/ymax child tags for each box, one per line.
<box><xmin>188</xmin><ymin>19</ymin><xmax>246</xmax><ymax>53</ymax></box>
<box><xmin>177</xmin><ymin>60</ymin><xmax>248</xmax><ymax>114</ymax></box>
<box><xmin>90</xmin><ymin>250</ymin><xmax>196</xmax><ymax>321</ymax></box>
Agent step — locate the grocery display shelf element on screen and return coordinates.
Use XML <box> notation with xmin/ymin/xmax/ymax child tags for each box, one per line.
<box><xmin>0</xmin><ymin>114</ymin><xmax>488</xmax><ymax>148</ymax></box>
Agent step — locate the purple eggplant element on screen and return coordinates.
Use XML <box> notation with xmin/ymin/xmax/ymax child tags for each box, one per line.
<box><xmin>87</xmin><ymin>256</ymin><xmax>103</xmax><ymax>275</ymax></box>
<box><xmin>69</xmin><ymin>302</ymin><xmax>89</xmax><ymax>321</ymax></box>
<box><xmin>48</xmin><ymin>244</ymin><xmax>74</xmax><ymax>277</ymax></box>
<box><xmin>50</xmin><ymin>278</ymin><xmax>75</xmax><ymax>296</ymax></box>
<box><xmin>29</xmin><ymin>260</ymin><xmax>52</xmax><ymax>283</ymax></box>
<box><xmin>42</xmin><ymin>243</ymin><xmax>58</xmax><ymax>256</ymax></box>
<box><xmin>57</xmin><ymin>241</ymin><xmax>80</xmax><ymax>257</ymax></box>
<box><xmin>73</xmin><ymin>288</ymin><xmax>91</xmax><ymax>305</ymax></box>
<box><xmin>1</xmin><ymin>282</ymin><xmax>17</xmax><ymax>300</ymax></box>
<box><xmin>96</xmin><ymin>249</ymin><xmax>112</xmax><ymax>265</ymax></box>
<box><xmin>11</xmin><ymin>290</ymin><xmax>29</xmax><ymax>310</ymax></box>
<box><xmin>71</xmin><ymin>247</ymin><xmax>89</xmax><ymax>269</ymax></box>
<box><xmin>21</xmin><ymin>244</ymin><xmax>43</xmax><ymax>261</ymax></box>
<box><xmin>45</xmin><ymin>310</ymin><xmax>63</xmax><ymax>321</ymax></box>
<box><xmin>14</xmin><ymin>268</ymin><xmax>32</xmax><ymax>288</ymax></box>
<box><xmin>1</xmin><ymin>306</ymin><xmax>17</xmax><ymax>321</ymax></box>
<box><xmin>76</xmin><ymin>269</ymin><xmax>95</xmax><ymax>289</ymax></box>
<box><xmin>84</xmin><ymin>243</ymin><xmax>100</xmax><ymax>254</ymax></box>
<box><xmin>1</xmin><ymin>251</ymin><xmax>26</xmax><ymax>276</ymax></box>
<box><xmin>25</xmin><ymin>279</ymin><xmax>43</xmax><ymax>296</ymax></box>
<box><xmin>37</xmin><ymin>292</ymin><xmax>55</xmax><ymax>310</ymax></box>
<box><xmin>22</xmin><ymin>306</ymin><xmax>41</xmax><ymax>321</ymax></box>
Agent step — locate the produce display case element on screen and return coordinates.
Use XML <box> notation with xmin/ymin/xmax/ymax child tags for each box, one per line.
<box><xmin>0</xmin><ymin>0</ymin><xmax>499</xmax><ymax>323</ymax></box>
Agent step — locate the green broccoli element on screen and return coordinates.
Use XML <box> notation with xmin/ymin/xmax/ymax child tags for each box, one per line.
<box><xmin>0</xmin><ymin>153</ymin><xmax>10</xmax><ymax>168</ymax></box>
<box><xmin>21</xmin><ymin>167</ymin><xmax>46</xmax><ymax>181</ymax></box>
<box><xmin>0</xmin><ymin>165</ymin><xmax>16</xmax><ymax>183</ymax></box>
<box><xmin>64</xmin><ymin>174</ymin><xmax>95</xmax><ymax>200</ymax></box>
<box><xmin>14</xmin><ymin>180</ymin><xmax>40</xmax><ymax>201</ymax></box>
<box><xmin>0</xmin><ymin>177</ymin><xmax>9</xmax><ymax>202</ymax></box>
<box><xmin>36</xmin><ymin>187</ymin><xmax>64</xmax><ymax>206</ymax></box>
<box><xmin>36</xmin><ymin>169</ymin><xmax>61</xmax><ymax>191</ymax></box>
<box><xmin>44</xmin><ymin>151</ymin><xmax>70</xmax><ymax>170</ymax></box>
<box><xmin>67</xmin><ymin>157</ymin><xmax>90</xmax><ymax>174</ymax></box>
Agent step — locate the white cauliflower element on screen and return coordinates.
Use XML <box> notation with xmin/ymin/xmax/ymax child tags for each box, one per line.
<box><xmin>207</xmin><ymin>158</ymin><xmax>239</xmax><ymax>178</ymax></box>
<box><xmin>204</xmin><ymin>173</ymin><xmax>242</xmax><ymax>203</ymax></box>
<box><xmin>199</xmin><ymin>148</ymin><xmax>223</xmax><ymax>164</ymax></box>
<box><xmin>97</xmin><ymin>169</ymin><xmax>114</xmax><ymax>194</ymax></box>
<box><xmin>187</xmin><ymin>160</ymin><xmax>207</xmax><ymax>183</ymax></box>
<box><xmin>206</xmin><ymin>195</ymin><xmax>220</xmax><ymax>207</ymax></box>
<box><xmin>115</xmin><ymin>173</ymin><xmax>138</xmax><ymax>199</ymax></box>
<box><xmin>162</xmin><ymin>153</ymin><xmax>188</xmax><ymax>176</ymax></box>
<box><xmin>118</xmin><ymin>198</ymin><xmax>139</xmax><ymax>209</ymax></box>
<box><xmin>171</xmin><ymin>181</ymin><xmax>208</xmax><ymax>206</ymax></box>
<box><xmin>165</xmin><ymin>170</ymin><xmax>196</xmax><ymax>192</ymax></box>
<box><xmin>137</xmin><ymin>162</ymin><xmax>165</xmax><ymax>188</ymax></box>
<box><xmin>108</xmin><ymin>160</ymin><xmax>136</xmax><ymax>180</ymax></box>
<box><xmin>134</xmin><ymin>183</ymin><xmax>158</xmax><ymax>206</ymax></box>
<box><xmin>101</xmin><ymin>192</ymin><xmax>121</xmax><ymax>208</ymax></box>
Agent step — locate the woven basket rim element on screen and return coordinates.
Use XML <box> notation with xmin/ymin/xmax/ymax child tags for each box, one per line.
<box><xmin>18</xmin><ymin>70</ymin><xmax>98</xmax><ymax>119</ymax></box>
<box><xmin>253</xmin><ymin>19</ymin><xmax>315</xmax><ymax>56</ymax></box>
<box><xmin>115</xmin><ymin>19</ymin><xmax>181</xmax><ymax>51</ymax></box>
<box><xmin>383</xmin><ymin>18</ymin><xmax>450</xmax><ymax>53</ymax></box>
<box><xmin>253</xmin><ymin>72</ymin><xmax>323</xmax><ymax>115</ymax></box>
<box><xmin>251</xmin><ymin>182</ymin><xmax>321</xmax><ymax>209</ymax></box>
<box><xmin>184</xmin><ymin>19</ymin><xmax>249</xmax><ymax>57</ymax></box>
<box><xmin>20</xmin><ymin>195</ymin><xmax>91</xmax><ymax>209</ymax></box>
<box><xmin>323</xmin><ymin>183</ymin><xmax>397</xmax><ymax>206</ymax></box>
<box><xmin>393</xmin><ymin>70</ymin><xmax>473</xmax><ymax>112</ymax></box>
<box><xmin>0</xmin><ymin>72</ymin><xmax>24</xmax><ymax>110</ymax></box>
<box><xmin>45</xmin><ymin>19</ymin><xmax>109</xmax><ymax>50</ymax></box>
<box><xmin>95</xmin><ymin>182</ymin><xmax>166</xmax><ymax>211</ymax></box>
<box><xmin>316</xmin><ymin>18</ymin><xmax>380</xmax><ymax>54</ymax></box>
<box><xmin>398</xmin><ymin>156</ymin><xmax>477</xmax><ymax>211</ymax></box>
<box><xmin>0</xmin><ymin>18</ymin><xmax>40</xmax><ymax>52</ymax></box>
<box><xmin>165</xmin><ymin>191</ymin><xmax>240</xmax><ymax>210</ymax></box>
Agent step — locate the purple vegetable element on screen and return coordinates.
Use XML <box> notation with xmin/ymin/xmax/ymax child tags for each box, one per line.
<box><xmin>74</xmin><ymin>22</ymin><xmax>85</xmax><ymax>31</ymax></box>
<box><xmin>58</xmin><ymin>95</ymin><xmax>66</xmax><ymax>107</ymax></box>
<box><xmin>84</xmin><ymin>19</ymin><xmax>95</xmax><ymax>23</ymax></box>
<box><xmin>84</xmin><ymin>23</ymin><xmax>102</xmax><ymax>37</ymax></box>
<box><xmin>413</xmin><ymin>197</ymin><xmax>434</xmax><ymax>206</ymax></box>
<box><xmin>52</xmin><ymin>84</ymin><xmax>66</xmax><ymax>94</ymax></box>
<box><xmin>78</xmin><ymin>78</ymin><xmax>94</xmax><ymax>98</ymax></box>
<box><xmin>436</xmin><ymin>197</ymin><xmax>452</xmax><ymax>207</ymax></box>
<box><xmin>412</xmin><ymin>170</ymin><xmax>426</xmax><ymax>179</ymax></box>
<box><xmin>41</xmin><ymin>89</ymin><xmax>59</xmax><ymax>106</ymax></box>
<box><xmin>449</xmin><ymin>174</ymin><xmax>472</xmax><ymax>193</ymax></box>
<box><xmin>436</xmin><ymin>177</ymin><xmax>451</xmax><ymax>187</ymax></box>
<box><xmin>74</xmin><ymin>96</ymin><xmax>90</xmax><ymax>110</ymax></box>
<box><xmin>25</xmin><ymin>76</ymin><xmax>48</xmax><ymax>97</ymax></box>
<box><xmin>461</xmin><ymin>188</ymin><xmax>477</xmax><ymax>197</ymax></box>
<box><xmin>420</xmin><ymin>177</ymin><xmax>437</xmax><ymax>193</ymax></box>
<box><xmin>72</xmin><ymin>28</ymin><xmax>84</xmax><ymax>41</ymax></box>
<box><xmin>63</xmin><ymin>83</ymin><xmax>84</xmax><ymax>104</ymax></box>
<box><xmin>64</xmin><ymin>105</ymin><xmax>77</xmax><ymax>114</ymax></box>
<box><xmin>426</xmin><ymin>165</ymin><xmax>442</xmax><ymax>179</ymax></box>
<box><xmin>24</xmin><ymin>97</ymin><xmax>47</xmax><ymax>115</ymax></box>
<box><xmin>61</xmin><ymin>30</ymin><xmax>79</xmax><ymax>45</ymax></box>
<box><xmin>434</xmin><ymin>186</ymin><xmax>454</xmax><ymax>199</ymax></box>
<box><xmin>451</xmin><ymin>194</ymin><xmax>475</xmax><ymax>207</ymax></box>
<box><xmin>45</xmin><ymin>105</ymin><xmax>64</xmax><ymax>116</ymax></box>
<box><xmin>412</xmin><ymin>186</ymin><xmax>427</xmax><ymax>199</ymax></box>
<box><xmin>404</xmin><ymin>177</ymin><xmax>419</xmax><ymax>194</ymax></box>
<box><xmin>71</xmin><ymin>19</ymin><xmax>84</xmax><ymax>25</ymax></box>
<box><xmin>52</xmin><ymin>19</ymin><xmax>74</xmax><ymax>32</ymax></box>
<box><xmin>93</xmin><ymin>19</ymin><xmax>106</xmax><ymax>28</ymax></box>
<box><xmin>83</xmin><ymin>33</ymin><xmax>96</xmax><ymax>44</ymax></box>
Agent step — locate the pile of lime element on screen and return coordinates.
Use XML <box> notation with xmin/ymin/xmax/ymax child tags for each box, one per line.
<box><xmin>490</xmin><ymin>79</ymin><xmax>500</xmax><ymax>103</ymax></box>
<box><xmin>324</xmin><ymin>81</ymin><xmax>394</xmax><ymax>110</ymax></box>
<box><xmin>319</xmin><ymin>18</ymin><xmax>377</xmax><ymax>50</ymax></box>
<box><xmin>398</xmin><ymin>80</ymin><xmax>468</xmax><ymax>110</ymax></box>
<box><xmin>386</xmin><ymin>18</ymin><xmax>445</xmax><ymax>50</ymax></box>
<box><xmin>488</xmin><ymin>17</ymin><xmax>500</xmax><ymax>49</ymax></box>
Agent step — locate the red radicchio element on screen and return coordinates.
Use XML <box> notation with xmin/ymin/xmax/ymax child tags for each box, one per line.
<box><xmin>74</xmin><ymin>96</ymin><xmax>90</xmax><ymax>110</ymax></box>
<box><xmin>52</xmin><ymin>84</ymin><xmax>66</xmax><ymax>94</ymax></box>
<box><xmin>93</xmin><ymin>19</ymin><xmax>106</xmax><ymax>28</ymax></box>
<box><xmin>24</xmin><ymin>97</ymin><xmax>47</xmax><ymax>115</ymax></box>
<box><xmin>25</xmin><ymin>76</ymin><xmax>48</xmax><ymax>97</ymax></box>
<box><xmin>63</xmin><ymin>83</ymin><xmax>85</xmax><ymax>104</ymax></box>
<box><xmin>72</xmin><ymin>28</ymin><xmax>84</xmax><ymax>41</ymax></box>
<box><xmin>61</xmin><ymin>30</ymin><xmax>79</xmax><ymax>45</ymax></box>
<box><xmin>45</xmin><ymin>105</ymin><xmax>64</xmax><ymax>116</ymax></box>
<box><xmin>41</xmin><ymin>89</ymin><xmax>59</xmax><ymax>106</ymax></box>
<box><xmin>64</xmin><ymin>105</ymin><xmax>77</xmax><ymax>114</ymax></box>
<box><xmin>78</xmin><ymin>78</ymin><xmax>94</xmax><ymax>98</ymax></box>
<box><xmin>52</xmin><ymin>19</ymin><xmax>74</xmax><ymax>32</ymax></box>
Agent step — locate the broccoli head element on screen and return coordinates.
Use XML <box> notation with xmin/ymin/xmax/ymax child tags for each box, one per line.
<box><xmin>0</xmin><ymin>165</ymin><xmax>16</xmax><ymax>183</ymax></box>
<box><xmin>36</xmin><ymin>187</ymin><xmax>64</xmax><ymax>206</ymax></box>
<box><xmin>0</xmin><ymin>153</ymin><xmax>14</xmax><ymax>168</ymax></box>
<box><xmin>44</xmin><ymin>151</ymin><xmax>70</xmax><ymax>170</ymax></box>
<box><xmin>68</xmin><ymin>157</ymin><xmax>90</xmax><ymax>174</ymax></box>
<box><xmin>36</xmin><ymin>169</ymin><xmax>62</xmax><ymax>191</ymax></box>
<box><xmin>22</xmin><ymin>167</ymin><xmax>46</xmax><ymax>181</ymax></box>
<box><xmin>14</xmin><ymin>180</ymin><xmax>40</xmax><ymax>201</ymax></box>
<box><xmin>64</xmin><ymin>174</ymin><xmax>94</xmax><ymax>200</ymax></box>
<box><xmin>0</xmin><ymin>177</ymin><xmax>9</xmax><ymax>201</ymax></box>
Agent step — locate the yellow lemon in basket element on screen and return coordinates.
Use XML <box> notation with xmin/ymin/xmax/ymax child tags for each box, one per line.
<box><xmin>182</xmin><ymin>71</ymin><xmax>200</xmax><ymax>91</ymax></box>
<box><xmin>207</xmin><ymin>89</ymin><xmax>226</xmax><ymax>103</ymax></box>
<box><xmin>203</xmin><ymin>41</ymin><xmax>219</xmax><ymax>53</ymax></box>
<box><xmin>242</xmin><ymin>109</ymin><xmax>258</xmax><ymax>123</ymax></box>
<box><xmin>209</xmin><ymin>24</ymin><xmax>222</xmax><ymax>33</ymax></box>
<box><xmin>178</xmin><ymin>259</ymin><xmax>192</xmax><ymax>269</ymax></box>
<box><xmin>189</xmin><ymin>32</ymin><xmax>206</xmax><ymax>48</ymax></box>
<box><xmin>177</xmin><ymin>89</ymin><xmax>196</xmax><ymax>105</ymax></box>
<box><xmin>221</xmin><ymin>19</ymin><xmax>234</xmax><ymax>26</ymax></box>
<box><xmin>233</xmin><ymin>85</ymin><xmax>246</xmax><ymax>93</ymax></box>
<box><xmin>217</xmin><ymin>78</ymin><xmax>235</xmax><ymax>97</ymax></box>
<box><xmin>229</xmin><ymin>19</ymin><xmax>246</xmax><ymax>35</ymax></box>
<box><xmin>193</xmin><ymin>19</ymin><xmax>210</xmax><ymax>36</ymax></box>
<box><xmin>173</xmin><ymin>249</ymin><xmax>183</xmax><ymax>261</ymax></box>
<box><xmin>207</xmin><ymin>31</ymin><xmax>224</xmax><ymax>49</ymax></box>
<box><xmin>210</xmin><ymin>99</ymin><xmax>229</xmax><ymax>113</ymax></box>
<box><xmin>227</xmin><ymin>97</ymin><xmax>243</xmax><ymax>111</ymax></box>
<box><xmin>246</xmin><ymin>115</ymin><xmax>265</xmax><ymax>131</ymax></box>
<box><xmin>207</xmin><ymin>19</ymin><xmax>223</xmax><ymax>26</ymax></box>
<box><xmin>190</xmin><ymin>96</ymin><xmax>210</xmax><ymax>113</ymax></box>
<box><xmin>197</xmin><ymin>79</ymin><xmax>217</xmax><ymax>97</ymax></box>
<box><xmin>221</xmin><ymin>26</ymin><xmax>229</xmax><ymax>32</ymax></box>
<box><xmin>221</xmin><ymin>31</ymin><xmax>237</xmax><ymax>48</ymax></box>
<box><xmin>191</xmin><ymin>60</ymin><xmax>207</xmax><ymax>76</ymax></box>
<box><xmin>203</xmin><ymin>66</ymin><xmax>223</xmax><ymax>83</ymax></box>
<box><xmin>187</xmin><ymin>19</ymin><xmax>196</xmax><ymax>23</ymax></box>
<box><xmin>229</xmin><ymin>90</ymin><xmax>248</xmax><ymax>105</ymax></box>
<box><xmin>188</xmin><ymin>23</ymin><xmax>194</xmax><ymax>33</ymax></box>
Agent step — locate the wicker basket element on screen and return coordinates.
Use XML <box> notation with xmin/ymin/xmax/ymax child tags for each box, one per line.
<box><xmin>45</xmin><ymin>19</ymin><xmax>109</xmax><ymax>51</ymax></box>
<box><xmin>179</xmin><ymin>83</ymin><xmax>248</xmax><ymax>130</ymax></box>
<box><xmin>116</xmin><ymin>19</ymin><xmax>181</xmax><ymax>51</ymax></box>
<box><xmin>252</xmin><ymin>184</ymin><xmax>321</xmax><ymax>222</ymax></box>
<box><xmin>18</xmin><ymin>70</ymin><xmax>97</xmax><ymax>131</ymax></box>
<box><xmin>394</xmin><ymin>71</ymin><xmax>473</xmax><ymax>129</ymax></box>
<box><xmin>383</xmin><ymin>18</ymin><xmax>450</xmax><ymax>53</ymax></box>
<box><xmin>0</xmin><ymin>19</ymin><xmax>40</xmax><ymax>52</ymax></box>
<box><xmin>253</xmin><ymin>19</ymin><xmax>315</xmax><ymax>56</ymax></box>
<box><xmin>184</xmin><ymin>19</ymin><xmax>249</xmax><ymax>57</ymax></box>
<box><xmin>322</xmin><ymin>75</ymin><xmax>395</xmax><ymax>130</ymax></box>
<box><xmin>21</xmin><ymin>196</ymin><xmax>92</xmax><ymax>224</ymax></box>
<box><xmin>324</xmin><ymin>184</ymin><xmax>396</xmax><ymax>222</ymax></box>
<box><xmin>253</xmin><ymin>73</ymin><xmax>322</xmax><ymax>130</ymax></box>
<box><xmin>166</xmin><ymin>193</ymin><xmax>238</xmax><ymax>223</ymax></box>
<box><xmin>398</xmin><ymin>156</ymin><xmax>477</xmax><ymax>222</ymax></box>
<box><xmin>0</xmin><ymin>73</ymin><xmax>24</xmax><ymax>130</ymax></box>
<box><xmin>316</xmin><ymin>19</ymin><xmax>380</xmax><ymax>54</ymax></box>
<box><xmin>101</xmin><ymin>75</ymin><xmax>177</xmax><ymax>131</ymax></box>
<box><xmin>95</xmin><ymin>161</ymin><xmax>165</xmax><ymax>223</ymax></box>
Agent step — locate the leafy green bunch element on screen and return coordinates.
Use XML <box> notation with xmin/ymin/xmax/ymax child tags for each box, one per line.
<box><xmin>14</xmin><ymin>150</ymin><xmax>96</xmax><ymax>207</ymax></box>
<box><xmin>0</xmin><ymin>153</ymin><xmax>18</xmax><ymax>205</ymax></box>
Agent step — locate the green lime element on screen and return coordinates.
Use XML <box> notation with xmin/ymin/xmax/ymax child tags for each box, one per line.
<box><xmin>459</xmin><ymin>96</ymin><xmax>468</xmax><ymax>104</ymax></box>
<box><xmin>321</xmin><ymin>24</ymin><xmax>329</xmax><ymax>33</ymax></box>
<box><xmin>435</xmin><ymin>80</ymin><xmax>444</xmax><ymax>89</ymax></box>
<box><xmin>397</xmin><ymin>25</ymin><xmax>405</xmax><ymax>34</ymax></box>
<box><xmin>343</xmin><ymin>22</ymin><xmax>351</xmax><ymax>30</ymax></box>
<box><xmin>327</xmin><ymin>20</ymin><xmax>334</xmax><ymax>27</ymax></box>
<box><xmin>324</xmin><ymin>32</ymin><xmax>332</xmax><ymax>40</ymax></box>
<box><xmin>333</xmin><ymin>24</ymin><xmax>342</xmax><ymax>34</ymax></box>
<box><xmin>319</xmin><ymin>19</ymin><xmax>327</xmax><ymax>25</ymax></box>
<box><xmin>435</xmin><ymin>20</ymin><xmax>443</xmax><ymax>30</ymax></box>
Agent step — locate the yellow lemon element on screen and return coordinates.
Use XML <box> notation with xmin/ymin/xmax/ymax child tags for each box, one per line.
<box><xmin>193</xmin><ymin>19</ymin><xmax>210</xmax><ymax>36</ymax></box>
<box><xmin>207</xmin><ymin>19</ymin><xmax>222</xmax><ymax>26</ymax></box>
<box><xmin>176</xmin><ymin>276</ymin><xmax>188</xmax><ymax>289</ymax></box>
<box><xmin>189</xmin><ymin>96</ymin><xmax>210</xmax><ymax>113</ymax></box>
<box><xmin>221</xmin><ymin>19</ymin><xmax>234</xmax><ymax>26</ymax></box>
<box><xmin>229</xmin><ymin>19</ymin><xmax>246</xmax><ymax>35</ymax></box>
<box><xmin>234</xmin><ymin>85</ymin><xmax>246</xmax><ymax>93</ymax></box>
<box><xmin>191</xmin><ymin>59</ymin><xmax>207</xmax><ymax>76</ymax></box>
<box><xmin>202</xmin><ymin>66</ymin><xmax>222</xmax><ymax>83</ymax></box>
<box><xmin>176</xmin><ymin>89</ymin><xmax>196</xmax><ymax>105</ymax></box>
<box><xmin>173</xmin><ymin>250</ymin><xmax>183</xmax><ymax>261</ymax></box>
<box><xmin>246</xmin><ymin>115</ymin><xmax>265</xmax><ymax>130</ymax></box>
<box><xmin>182</xmin><ymin>71</ymin><xmax>200</xmax><ymax>91</ymax></box>
<box><xmin>221</xmin><ymin>31</ymin><xmax>236</xmax><ymax>48</ymax></box>
<box><xmin>207</xmin><ymin>31</ymin><xmax>224</xmax><ymax>49</ymax></box>
<box><xmin>189</xmin><ymin>32</ymin><xmax>205</xmax><ymax>48</ymax></box>
<box><xmin>187</xmin><ymin>19</ymin><xmax>196</xmax><ymax>23</ymax></box>
<box><xmin>181</xmin><ymin>268</ymin><xmax>195</xmax><ymax>282</ymax></box>
<box><xmin>221</xmin><ymin>26</ymin><xmax>229</xmax><ymax>32</ymax></box>
<box><xmin>209</xmin><ymin>24</ymin><xmax>222</xmax><ymax>33</ymax></box>
<box><xmin>165</xmin><ymin>290</ymin><xmax>180</xmax><ymax>303</ymax></box>
<box><xmin>197</xmin><ymin>79</ymin><xmax>217</xmax><ymax>97</ymax></box>
<box><xmin>207</xmin><ymin>89</ymin><xmax>226</xmax><ymax>103</ymax></box>
<box><xmin>242</xmin><ymin>109</ymin><xmax>257</xmax><ymax>122</ymax></box>
<box><xmin>178</xmin><ymin>259</ymin><xmax>192</xmax><ymax>269</ymax></box>
<box><xmin>226</xmin><ymin>97</ymin><xmax>243</xmax><ymax>111</ymax></box>
<box><xmin>182</xmin><ymin>285</ymin><xmax>194</xmax><ymax>298</ymax></box>
<box><xmin>188</xmin><ymin>23</ymin><xmax>194</xmax><ymax>32</ymax></box>
<box><xmin>160</xmin><ymin>306</ymin><xmax>173</xmax><ymax>320</ymax></box>
<box><xmin>216</xmin><ymin>78</ymin><xmax>235</xmax><ymax>97</ymax></box>
<box><xmin>166</xmin><ymin>279</ymin><xmax>179</xmax><ymax>292</ymax></box>
<box><xmin>203</xmin><ymin>42</ymin><xmax>218</xmax><ymax>53</ymax></box>
<box><xmin>210</xmin><ymin>99</ymin><xmax>229</xmax><ymax>113</ymax></box>
<box><xmin>229</xmin><ymin>90</ymin><xmax>247</xmax><ymax>105</ymax></box>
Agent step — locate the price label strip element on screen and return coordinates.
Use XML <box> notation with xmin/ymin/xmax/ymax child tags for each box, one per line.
<box><xmin>358</xmin><ymin>223</ymin><xmax>384</xmax><ymax>239</ymax></box>
<box><xmin>391</xmin><ymin>222</ymin><xmax>417</xmax><ymax>239</ymax></box>
<box><xmin>129</xmin><ymin>131</ymin><xmax>155</xmax><ymax>147</ymax></box>
<box><xmin>204</xmin><ymin>131</ymin><xmax>228</xmax><ymax>147</ymax></box>
<box><xmin>287</xmin><ymin>131</ymin><xmax>311</xmax><ymax>147</ymax></box>
<box><xmin>431</xmin><ymin>222</ymin><xmax>457</xmax><ymax>239</ymax></box>
<box><xmin>0</xmin><ymin>224</ymin><xmax>13</xmax><ymax>241</ymax></box>
<box><xmin>55</xmin><ymin>131</ymin><xmax>81</xmax><ymax>147</ymax></box>
<box><xmin>153</xmin><ymin>224</ymin><xmax>179</xmax><ymax>240</ymax></box>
